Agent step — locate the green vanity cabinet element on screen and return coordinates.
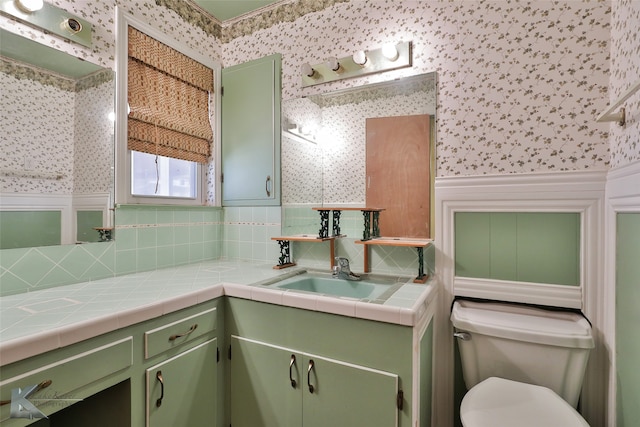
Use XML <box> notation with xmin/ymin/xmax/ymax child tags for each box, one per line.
<box><xmin>140</xmin><ymin>302</ymin><xmax>222</xmax><ymax>427</ymax></box>
<box><xmin>230</xmin><ymin>336</ymin><xmax>398</xmax><ymax>427</ymax></box>
<box><xmin>225</xmin><ymin>298</ymin><xmax>415</xmax><ymax>427</ymax></box>
<box><xmin>0</xmin><ymin>299</ymin><xmax>223</xmax><ymax>427</ymax></box>
<box><xmin>221</xmin><ymin>54</ymin><xmax>282</xmax><ymax>206</ymax></box>
<box><xmin>229</xmin><ymin>336</ymin><xmax>302</xmax><ymax>426</ymax></box>
<box><xmin>146</xmin><ymin>338</ymin><xmax>218</xmax><ymax>427</ymax></box>
<box><xmin>0</xmin><ymin>337</ymin><xmax>134</xmax><ymax>426</ymax></box>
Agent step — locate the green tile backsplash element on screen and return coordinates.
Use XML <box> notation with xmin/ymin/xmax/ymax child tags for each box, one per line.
<box><xmin>280</xmin><ymin>206</ymin><xmax>435</xmax><ymax>276</ymax></box>
<box><xmin>0</xmin><ymin>203</ymin><xmax>432</xmax><ymax>296</ymax></box>
<box><xmin>222</xmin><ymin>206</ymin><xmax>281</xmax><ymax>263</ymax></box>
<box><xmin>0</xmin><ymin>205</ymin><xmax>223</xmax><ymax>296</ymax></box>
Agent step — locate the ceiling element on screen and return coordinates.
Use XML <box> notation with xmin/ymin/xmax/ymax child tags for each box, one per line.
<box><xmin>191</xmin><ymin>0</ymin><xmax>281</xmax><ymax>22</ymax></box>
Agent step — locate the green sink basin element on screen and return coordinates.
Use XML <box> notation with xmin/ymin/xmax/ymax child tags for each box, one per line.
<box><xmin>273</xmin><ymin>274</ymin><xmax>396</xmax><ymax>300</ymax></box>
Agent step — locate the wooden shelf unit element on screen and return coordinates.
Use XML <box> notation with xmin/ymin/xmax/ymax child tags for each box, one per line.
<box><xmin>312</xmin><ymin>207</ymin><xmax>385</xmax><ymax>240</ymax></box>
<box><xmin>273</xmin><ymin>208</ymin><xmax>431</xmax><ymax>280</ymax></box>
<box><xmin>356</xmin><ymin>238</ymin><xmax>433</xmax><ymax>283</ymax></box>
<box><xmin>271</xmin><ymin>235</ymin><xmax>338</xmax><ymax>269</ymax></box>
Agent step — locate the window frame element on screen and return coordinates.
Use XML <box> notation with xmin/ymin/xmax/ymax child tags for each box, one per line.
<box><xmin>114</xmin><ymin>8</ymin><xmax>222</xmax><ymax>206</ymax></box>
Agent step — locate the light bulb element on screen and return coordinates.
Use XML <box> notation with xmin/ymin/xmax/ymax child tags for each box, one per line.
<box><xmin>326</xmin><ymin>57</ymin><xmax>340</xmax><ymax>72</ymax></box>
<box><xmin>301</xmin><ymin>63</ymin><xmax>316</xmax><ymax>78</ymax></box>
<box><xmin>352</xmin><ymin>50</ymin><xmax>368</xmax><ymax>66</ymax></box>
<box><xmin>382</xmin><ymin>43</ymin><xmax>399</xmax><ymax>61</ymax></box>
<box><xmin>15</xmin><ymin>0</ymin><xmax>44</xmax><ymax>12</ymax></box>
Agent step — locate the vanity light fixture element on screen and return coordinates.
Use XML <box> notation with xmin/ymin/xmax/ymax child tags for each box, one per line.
<box><xmin>301</xmin><ymin>41</ymin><xmax>412</xmax><ymax>88</ymax></box>
<box><xmin>352</xmin><ymin>50</ymin><xmax>368</xmax><ymax>67</ymax></box>
<box><xmin>326</xmin><ymin>57</ymin><xmax>341</xmax><ymax>73</ymax></box>
<box><xmin>283</xmin><ymin>120</ymin><xmax>317</xmax><ymax>145</ymax></box>
<box><xmin>1</xmin><ymin>0</ymin><xmax>92</xmax><ymax>46</ymax></box>
<box><xmin>301</xmin><ymin>63</ymin><xmax>317</xmax><ymax>78</ymax></box>
<box><xmin>381</xmin><ymin>43</ymin><xmax>399</xmax><ymax>61</ymax></box>
<box><xmin>15</xmin><ymin>0</ymin><xmax>43</xmax><ymax>13</ymax></box>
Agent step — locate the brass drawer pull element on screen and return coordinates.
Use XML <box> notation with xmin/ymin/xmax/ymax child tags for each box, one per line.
<box><xmin>155</xmin><ymin>371</ymin><xmax>164</xmax><ymax>407</ymax></box>
<box><xmin>307</xmin><ymin>360</ymin><xmax>315</xmax><ymax>394</ymax></box>
<box><xmin>289</xmin><ymin>354</ymin><xmax>297</xmax><ymax>388</ymax></box>
<box><xmin>168</xmin><ymin>324</ymin><xmax>198</xmax><ymax>341</ymax></box>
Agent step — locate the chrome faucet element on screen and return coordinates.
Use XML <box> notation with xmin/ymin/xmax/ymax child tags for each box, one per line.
<box><xmin>332</xmin><ymin>257</ymin><xmax>361</xmax><ymax>281</ymax></box>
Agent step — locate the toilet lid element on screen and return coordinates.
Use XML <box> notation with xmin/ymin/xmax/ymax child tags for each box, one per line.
<box><xmin>460</xmin><ymin>377</ymin><xmax>590</xmax><ymax>427</ymax></box>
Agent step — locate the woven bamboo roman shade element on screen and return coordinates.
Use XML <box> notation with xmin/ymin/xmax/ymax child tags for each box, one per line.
<box><xmin>127</xmin><ymin>26</ymin><xmax>213</xmax><ymax>164</ymax></box>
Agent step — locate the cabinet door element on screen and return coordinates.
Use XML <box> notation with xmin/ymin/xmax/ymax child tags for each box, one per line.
<box><xmin>229</xmin><ymin>335</ymin><xmax>399</xmax><ymax>427</ymax></box>
<box><xmin>146</xmin><ymin>339</ymin><xmax>217</xmax><ymax>427</ymax></box>
<box><xmin>303</xmin><ymin>354</ymin><xmax>399</xmax><ymax>427</ymax></box>
<box><xmin>229</xmin><ymin>336</ymin><xmax>302</xmax><ymax>427</ymax></box>
<box><xmin>221</xmin><ymin>54</ymin><xmax>281</xmax><ymax>206</ymax></box>
<box><xmin>366</xmin><ymin>114</ymin><xmax>432</xmax><ymax>238</ymax></box>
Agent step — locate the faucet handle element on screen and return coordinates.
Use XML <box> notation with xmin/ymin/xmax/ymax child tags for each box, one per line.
<box><xmin>335</xmin><ymin>256</ymin><xmax>349</xmax><ymax>266</ymax></box>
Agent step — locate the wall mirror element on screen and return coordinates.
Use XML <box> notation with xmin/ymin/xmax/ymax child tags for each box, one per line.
<box><xmin>0</xmin><ymin>29</ymin><xmax>115</xmax><ymax>249</ymax></box>
<box><xmin>281</xmin><ymin>72</ymin><xmax>436</xmax><ymax>239</ymax></box>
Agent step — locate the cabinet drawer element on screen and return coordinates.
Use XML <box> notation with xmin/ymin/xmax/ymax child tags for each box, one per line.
<box><xmin>144</xmin><ymin>307</ymin><xmax>217</xmax><ymax>359</ymax></box>
<box><xmin>0</xmin><ymin>337</ymin><xmax>133</xmax><ymax>422</ymax></box>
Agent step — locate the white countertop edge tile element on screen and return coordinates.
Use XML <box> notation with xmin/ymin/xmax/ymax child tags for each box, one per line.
<box><xmin>355</xmin><ymin>301</ymin><xmax>402</xmax><ymax>324</ymax></box>
<box><xmin>58</xmin><ymin>313</ymin><xmax>120</xmax><ymax>348</ymax></box>
<box><xmin>0</xmin><ymin>329</ymin><xmax>61</xmax><ymax>368</ymax></box>
<box><xmin>1</xmin><ymin>265</ymin><xmax>434</xmax><ymax>366</ymax></box>
<box><xmin>222</xmin><ymin>282</ymin><xmax>252</xmax><ymax>299</ymax></box>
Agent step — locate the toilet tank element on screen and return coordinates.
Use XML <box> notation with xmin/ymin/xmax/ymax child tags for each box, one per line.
<box><xmin>451</xmin><ymin>299</ymin><xmax>594</xmax><ymax>408</ymax></box>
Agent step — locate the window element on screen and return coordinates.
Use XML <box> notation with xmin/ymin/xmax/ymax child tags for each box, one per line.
<box><xmin>115</xmin><ymin>13</ymin><xmax>220</xmax><ymax>205</ymax></box>
<box><xmin>131</xmin><ymin>152</ymin><xmax>197</xmax><ymax>198</ymax></box>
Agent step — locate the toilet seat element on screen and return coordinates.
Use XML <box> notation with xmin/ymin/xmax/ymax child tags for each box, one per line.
<box><xmin>460</xmin><ymin>377</ymin><xmax>590</xmax><ymax>427</ymax></box>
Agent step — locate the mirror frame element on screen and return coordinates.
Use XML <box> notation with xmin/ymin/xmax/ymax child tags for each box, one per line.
<box><xmin>281</xmin><ymin>71</ymin><xmax>437</xmax><ymax>238</ymax></box>
<box><xmin>0</xmin><ymin>29</ymin><xmax>116</xmax><ymax>248</ymax></box>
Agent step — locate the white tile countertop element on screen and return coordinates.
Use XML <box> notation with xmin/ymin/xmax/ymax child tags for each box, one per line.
<box><xmin>0</xmin><ymin>260</ymin><xmax>436</xmax><ymax>366</ymax></box>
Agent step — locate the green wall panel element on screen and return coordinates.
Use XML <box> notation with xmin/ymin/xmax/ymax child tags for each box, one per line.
<box><xmin>0</xmin><ymin>211</ymin><xmax>61</xmax><ymax>249</ymax></box>
<box><xmin>490</xmin><ymin>213</ymin><xmax>518</xmax><ymax>280</ymax></box>
<box><xmin>454</xmin><ymin>213</ymin><xmax>491</xmax><ymax>278</ymax></box>
<box><xmin>516</xmin><ymin>212</ymin><xmax>580</xmax><ymax>285</ymax></box>
<box><xmin>455</xmin><ymin>212</ymin><xmax>580</xmax><ymax>285</ymax></box>
<box><xmin>616</xmin><ymin>213</ymin><xmax>640</xmax><ymax>427</ymax></box>
<box><xmin>77</xmin><ymin>210</ymin><xmax>103</xmax><ymax>242</ymax></box>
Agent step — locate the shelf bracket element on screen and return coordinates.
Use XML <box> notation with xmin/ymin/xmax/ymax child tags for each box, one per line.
<box><xmin>274</xmin><ymin>240</ymin><xmax>296</xmax><ymax>269</ymax></box>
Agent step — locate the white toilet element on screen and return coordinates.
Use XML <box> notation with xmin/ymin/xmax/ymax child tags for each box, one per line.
<box><xmin>451</xmin><ymin>299</ymin><xmax>594</xmax><ymax>427</ymax></box>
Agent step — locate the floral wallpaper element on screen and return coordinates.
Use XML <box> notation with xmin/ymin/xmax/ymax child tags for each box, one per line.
<box><xmin>281</xmin><ymin>97</ymin><xmax>323</xmax><ymax>204</ymax></box>
<box><xmin>0</xmin><ymin>0</ymin><xmax>220</xmax><ymax>202</ymax></box>
<box><xmin>609</xmin><ymin>0</ymin><xmax>640</xmax><ymax>168</ymax></box>
<box><xmin>0</xmin><ymin>59</ymin><xmax>114</xmax><ymax>195</ymax></box>
<box><xmin>1</xmin><ymin>65</ymin><xmax>75</xmax><ymax>193</ymax></box>
<box><xmin>74</xmin><ymin>73</ymin><xmax>115</xmax><ymax>194</ymax></box>
<box><xmin>222</xmin><ymin>0</ymin><xmax>612</xmax><ymax>177</ymax></box>
<box><xmin>0</xmin><ymin>0</ymin><xmax>615</xmax><ymax>195</ymax></box>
